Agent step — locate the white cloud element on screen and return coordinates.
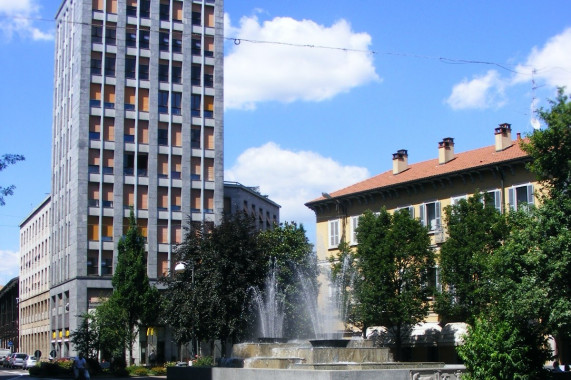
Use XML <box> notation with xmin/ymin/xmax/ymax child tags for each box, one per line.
<box><xmin>513</xmin><ymin>27</ymin><xmax>571</xmax><ymax>90</ymax></box>
<box><xmin>0</xmin><ymin>0</ymin><xmax>53</xmax><ymax>41</ymax></box>
<box><xmin>0</xmin><ymin>249</ymin><xmax>19</xmax><ymax>286</ymax></box>
<box><xmin>445</xmin><ymin>70</ymin><xmax>506</xmax><ymax>110</ymax></box>
<box><xmin>225</xmin><ymin>143</ymin><xmax>370</xmax><ymax>236</ymax></box>
<box><xmin>225</xmin><ymin>14</ymin><xmax>380</xmax><ymax>110</ymax></box>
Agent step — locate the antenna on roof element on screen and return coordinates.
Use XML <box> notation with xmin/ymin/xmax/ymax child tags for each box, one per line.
<box><xmin>530</xmin><ymin>68</ymin><xmax>542</xmax><ymax>130</ymax></box>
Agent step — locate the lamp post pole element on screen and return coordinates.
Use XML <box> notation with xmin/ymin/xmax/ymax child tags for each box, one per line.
<box><xmin>174</xmin><ymin>262</ymin><xmax>197</xmax><ymax>360</ymax></box>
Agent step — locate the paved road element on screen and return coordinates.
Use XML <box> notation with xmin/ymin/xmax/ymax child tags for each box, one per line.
<box><xmin>0</xmin><ymin>367</ymin><xmax>166</xmax><ymax>380</ymax></box>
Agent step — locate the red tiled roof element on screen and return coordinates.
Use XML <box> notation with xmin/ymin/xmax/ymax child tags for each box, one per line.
<box><xmin>307</xmin><ymin>139</ymin><xmax>530</xmax><ymax>204</ymax></box>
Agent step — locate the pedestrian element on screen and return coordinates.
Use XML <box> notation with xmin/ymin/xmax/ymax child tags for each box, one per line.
<box><xmin>73</xmin><ymin>353</ymin><xmax>90</xmax><ymax>380</ymax></box>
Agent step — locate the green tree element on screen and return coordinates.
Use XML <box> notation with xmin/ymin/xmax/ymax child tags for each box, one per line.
<box><xmin>70</xmin><ymin>313</ymin><xmax>100</xmax><ymax>358</ymax></box>
<box><xmin>107</xmin><ymin>210</ymin><xmax>161</xmax><ymax>364</ymax></box>
<box><xmin>162</xmin><ymin>213</ymin><xmax>268</xmax><ymax>354</ymax></box>
<box><xmin>435</xmin><ymin>193</ymin><xmax>507</xmax><ymax>324</ymax></box>
<box><xmin>521</xmin><ymin>87</ymin><xmax>571</xmax><ymax>196</ymax></box>
<box><xmin>258</xmin><ymin>221</ymin><xmax>318</xmax><ymax>338</ymax></box>
<box><xmin>353</xmin><ymin>208</ymin><xmax>434</xmax><ymax>360</ymax></box>
<box><xmin>0</xmin><ymin>154</ymin><xmax>25</xmax><ymax>206</ymax></box>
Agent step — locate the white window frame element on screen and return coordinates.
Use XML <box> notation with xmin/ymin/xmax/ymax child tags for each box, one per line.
<box><xmin>350</xmin><ymin>216</ymin><xmax>359</xmax><ymax>246</ymax></box>
<box><xmin>419</xmin><ymin>201</ymin><xmax>441</xmax><ymax>232</ymax></box>
<box><xmin>508</xmin><ymin>183</ymin><xmax>534</xmax><ymax>211</ymax></box>
<box><xmin>483</xmin><ymin>189</ymin><xmax>502</xmax><ymax>212</ymax></box>
<box><xmin>395</xmin><ymin>206</ymin><xmax>415</xmax><ymax>218</ymax></box>
<box><xmin>450</xmin><ymin>195</ymin><xmax>467</xmax><ymax>206</ymax></box>
<box><xmin>328</xmin><ymin>219</ymin><xmax>340</xmax><ymax>249</ymax></box>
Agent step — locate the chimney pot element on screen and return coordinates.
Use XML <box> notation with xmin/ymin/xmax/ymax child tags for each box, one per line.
<box><xmin>438</xmin><ymin>137</ymin><xmax>454</xmax><ymax>164</ymax></box>
<box><xmin>495</xmin><ymin>123</ymin><xmax>512</xmax><ymax>151</ymax></box>
<box><xmin>392</xmin><ymin>149</ymin><xmax>408</xmax><ymax>174</ymax></box>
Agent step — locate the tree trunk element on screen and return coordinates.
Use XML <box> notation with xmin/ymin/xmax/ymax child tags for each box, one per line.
<box><xmin>394</xmin><ymin>324</ymin><xmax>402</xmax><ymax>362</ymax></box>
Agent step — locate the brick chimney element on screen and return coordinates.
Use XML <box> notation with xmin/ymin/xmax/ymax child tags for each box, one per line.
<box><xmin>392</xmin><ymin>149</ymin><xmax>408</xmax><ymax>174</ymax></box>
<box><xmin>494</xmin><ymin>123</ymin><xmax>512</xmax><ymax>151</ymax></box>
<box><xmin>438</xmin><ymin>137</ymin><xmax>454</xmax><ymax>164</ymax></box>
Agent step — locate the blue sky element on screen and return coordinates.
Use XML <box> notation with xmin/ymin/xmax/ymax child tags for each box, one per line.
<box><xmin>1</xmin><ymin>0</ymin><xmax>570</xmax><ymax>285</ymax></box>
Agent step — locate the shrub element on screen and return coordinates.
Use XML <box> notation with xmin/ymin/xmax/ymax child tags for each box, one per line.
<box><xmin>192</xmin><ymin>356</ymin><xmax>214</xmax><ymax>367</ymax></box>
<box><xmin>113</xmin><ymin>367</ymin><xmax>130</xmax><ymax>377</ymax></box>
<box><xmin>150</xmin><ymin>366</ymin><xmax>166</xmax><ymax>376</ymax></box>
<box><xmin>163</xmin><ymin>361</ymin><xmax>177</xmax><ymax>368</ymax></box>
<box><xmin>129</xmin><ymin>366</ymin><xmax>149</xmax><ymax>376</ymax></box>
<box><xmin>40</xmin><ymin>361</ymin><xmax>61</xmax><ymax>376</ymax></box>
<box><xmin>28</xmin><ymin>365</ymin><xmax>42</xmax><ymax>376</ymax></box>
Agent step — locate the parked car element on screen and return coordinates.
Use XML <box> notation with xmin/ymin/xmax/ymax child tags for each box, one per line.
<box><xmin>23</xmin><ymin>355</ymin><xmax>37</xmax><ymax>369</ymax></box>
<box><xmin>2</xmin><ymin>354</ymin><xmax>13</xmax><ymax>368</ymax></box>
<box><xmin>9</xmin><ymin>353</ymin><xmax>27</xmax><ymax>369</ymax></box>
<box><xmin>0</xmin><ymin>349</ymin><xmax>10</xmax><ymax>363</ymax></box>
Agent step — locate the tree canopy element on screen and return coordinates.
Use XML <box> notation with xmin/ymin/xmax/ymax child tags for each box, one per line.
<box><xmin>435</xmin><ymin>193</ymin><xmax>507</xmax><ymax>324</ymax></box>
<box><xmin>0</xmin><ymin>154</ymin><xmax>24</xmax><ymax>206</ymax></box>
<box><xmin>352</xmin><ymin>208</ymin><xmax>434</xmax><ymax>360</ymax></box>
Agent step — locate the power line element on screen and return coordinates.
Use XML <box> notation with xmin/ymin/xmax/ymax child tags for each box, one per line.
<box><xmin>1</xmin><ymin>13</ymin><xmax>533</xmax><ymax>75</ymax></box>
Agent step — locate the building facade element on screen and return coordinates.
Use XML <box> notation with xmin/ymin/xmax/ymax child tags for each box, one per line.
<box><xmin>0</xmin><ymin>277</ymin><xmax>19</xmax><ymax>352</ymax></box>
<box><xmin>19</xmin><ymin>197</ymin><xmax>51</xmax><ymax>359</ymax></box>
<box><xmin>50</xmin><ymin>0</ymin><xmax>224</xmax><ymax>360</ymax></box>
<box><xmin>305</xmin><ymin>124</ymin><xmax>538</xmax><ymax>360</ymax></box>
<box><xmin>223</xmin><ymin>181</ymin><xmax>281</xmax><ymax>231</ymax></box>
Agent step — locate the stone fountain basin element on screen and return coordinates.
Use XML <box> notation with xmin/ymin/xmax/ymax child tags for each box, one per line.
<box><xmin>309</xmin><ymin>339</ymin><xmax>349</xmax><ymax>348</ymax></box>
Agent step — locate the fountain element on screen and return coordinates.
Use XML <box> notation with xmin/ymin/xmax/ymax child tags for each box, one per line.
<box><xmin>168</xmin><ymin>257</ymin><xmax>463</xmax><ymax>380</ymax></box>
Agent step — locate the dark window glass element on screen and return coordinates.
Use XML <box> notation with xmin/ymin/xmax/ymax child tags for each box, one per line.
<box><xmin>139</xmin><ymin>30</ymin><xmax>150</xmax><ymax>49</ymax></box>
<box><xmin>104</xmin><ymin>56</ymin><xmax>116</xmax><ymax>77</ymax></box>
<box><xmin>191</xmin><ymin>65</ymin><xmax>201</xmax><ymax>85</ymax></box>
<box><xmin>126</xmin><ymin>30</ymin><xmax>137</xmax><ymax>47</ymax></box>
<box><xmin>140</xmin><ymin>0</ymin><xmax>150</xmax><ymax>18</ymax></box>
<box><xmin>91</xmin><ymin>59</ymin><xmax>102</xmax><ymax>75</ymax></box>
<box><xmin>158</xmin><ymin>129</ymin><xmax>168</xmax><ymax>145</ymax></box>
<box><xmin>172</xmin><ymin>37</ymin><xmax>182</xmax><ymax>53</ymax></box>
<box><xmin>137</xmin><ymin>154</ymin><xmax>148</xmax><ymax>176</ymax></box>
<box><xmin>160</xmin><ymin>3</ymin><xmax>170</xmax><ymax>21</ymax></box>
<box><xmin>159</xmin><ymin>32</ymin><xmax>169</xmax><ymax>52</ymax></box>
<box><xmin>159</xmin><ymin>64</ymin><xmax>169</xmax><ymax>82</ymax></box>
<box><xmin>204</xmin><ymin>73</ymin><xmax>213</xmax><ymax>87</ymax></box>
<box><xmin>192</xmin><ymin>11</ymin><xmax>201</xmax><ymax>26</ymax></box>
<box><xmin>139</xmin><ymin>63</ymin><xmax>149</xmax><ymax>80</ymax></box>
<box><xmin>92</xmin><ymin>26</ymin><xmax>103</xmax><ymax>44</ymax></box>
<box><xmin>172</xmin><ymin>66</ymin><xmax>182</xmax><ymax>84</ymax></box>
<box><xmin>191</xmin><ymin>95</ymin><xmax>201</xmax><ymax>116</ymax></box>
<box><xmin>171</xmin><ymin>92</ymin><xmax>182</xmax><ymax>115</ymax></box>
<box><xmin>191</xmin><ymin>128</ymin><xmax>200</xmax><ymax>148</ymax></box>
<box><xmin>105</xmin><ymin>27</ymin><xmax>116</xmax><ymax>45</ymax></box>
<box><xmin>191</xmin><ymin>39</ymin><xmax>201</xmax><ymax>55</ymax></box>
<box><xmin>126</xmin><ymin>5</ymin><xmax>137</xmax><ymax>16</ymax></box>
<box><xmin>158</xmin><ymin>91</ymin><xmax>169</xmax><ymax>114</ymax></box>
<box><xmin>125</xmin><ymin>57</ymin><xmax>136</xmax><ymax>79</ymax></box>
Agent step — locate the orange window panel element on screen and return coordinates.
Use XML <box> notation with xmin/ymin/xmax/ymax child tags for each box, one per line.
<box><xmin>90</xmin><ymin>83</ymin><xmax>101</xmax><ymax>100</ymax></box>
<box><xmin>137</xmin><ymin>219</ymin><xmax>147</xmax><ymax>238</ymax></box>
<box><xmin>172</xmin><ymin>124</ymin><xmax>182</xmax><ymax>147</ymax></box>
<box><xmin>205</xmin><ymin>6</ymin><xmax>214</xmax><ymax>27</ymax></box>
<box><xmin>88</xmin><ymin>183</ymin><xmax>99</xmax><ymax>200</ymax></box>
<box><xmin>205</xmin><ymin>96</ymin><xmax>214</xmax><ymax>112</ymax></box>
<box><xmin>173</xmin><ymin>1</ymin><xmax>183</xmax><ymax>20</ymax></box>
<box><xmin>157</xmin><ymin>252</ymin><xmax>169</xmax><ymax>276</ymax></box>
<box><xmin>205</xmin><ymin>127</ymin><xmax>214</xmax><ymax>149</ymax></box>
<box><xmin>106</xmin><ymin>0</ymin><xmax>117</xmax><ymax>14</ymax></box>
<box><xmin>103</xmin><ymin>117</ymin><xmax>114</xmax><ymax>141</ymax></box>
<box><xmin>89</xmin><ymin>116</ymin><xmax>101</xmax><ymax>132</ymax></box>
<box><xmin>104</xmin><ymin>85</ymin><xmax>115</xmax><ymax>103</ymax></box>
<box><xmin>158</xmin><ymin>155</ymin><xmax>169</xmax><ymax>176</ymax></box>
<box><xmin>102</xmin><ymin>217</ymin><xmax>113</xmax><ymax>238</ymax></box>
<box><xmin>205</xmin><ymin>190</ymin><xmax>214</xmax><ymax>210</ymax></box>
<box><xmin>138</xmin><ymin>187</ymin><xmax>148</xmax><ymax>210</ymax></box>
<box><xmin>138</xmin><ymin>88</ymin><xmax>149</xmax><ymax>111</ymax></box>
<box><xmin>158</xmin><ymin>187</ymin><xmax>168</xmax><ymax>208</ymax></box>
<box><xmin>172</xmin><ymin>223</ymin><xmax>181</xmax><ymax>244</ymax></box>
<box><xmin>125</xmin><ymin>87</ymin><xmax>136</xmax><ymax>105</ymax></box>
<box><xmin>88</xmin><ymin>216</ymin><xmax>99</xmax><ymax>241</ymax></box>
<box><xmin>191</xmin><ymin>189</ymin><xmax>201</xmax><ymax>209</ymax></box>
<box><xmin>172</xmin><ymin>188</ymin><xmax>181</xmax><ymax>206</ymax></box>
<box><xmin>205</xmin><ymin>36</ymin><xmax>214</xmax><ymax>52</ymax></box>
<box><xmin>124</xmin><ymin>119</ymin><xmax>135</xmax><ymax>137</ymax></box>
<box><xmin>88</xmin><ymin>149</ymin><xmax>100</xmax><ymax>165</ymax></box>
<box><xmin>124</xmin><ymin>185</ymin><xmax>134</xmax><ymax>207</ymax></box>
<box><xmin>92</xmin><ymin>0</ymin><xmax>104</xmax><ymax>11</ymax></box>
<box><xmin>157</xmin><ymin>225</ymin><xmax>168</xmax><ymax>244</ymax></box>
<box><xmin>102</xmin><ymin>184</ymin><xmax>113</xmax><ymax>201</ymax></box>
<box><xmin>127</xmin><ymin>0</ymin><xmax>137</xmax><ymax>5</ymax></box>
<box><xmin>172</xmin><ymin>155</ymin><xmax>181</xmax><ymax>173</ymax></box>
<box><xmin>205</xmin><ymin>158</ymin><xmax>214</xmax><ymax>181</ymax></box>
<box><xmin>103</xmin><ymin>150</ymin><xmax>114</xmax><ymax>167</ymax></box>
<box><xmin>138</xmin><ymin>120</ymin><xmax>149</xmax><ymax>144</ymax></box>
<box><xmin>191</xmin><ymin>157</ymin><xmax>201</xmax><ymax>177</ymax></box>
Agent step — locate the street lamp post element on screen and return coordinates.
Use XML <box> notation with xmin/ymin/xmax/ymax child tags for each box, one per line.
<box><xmin>174</xmin><ymin>262</ymin><xmax>198</xmax><ymax>361</ymax></box>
